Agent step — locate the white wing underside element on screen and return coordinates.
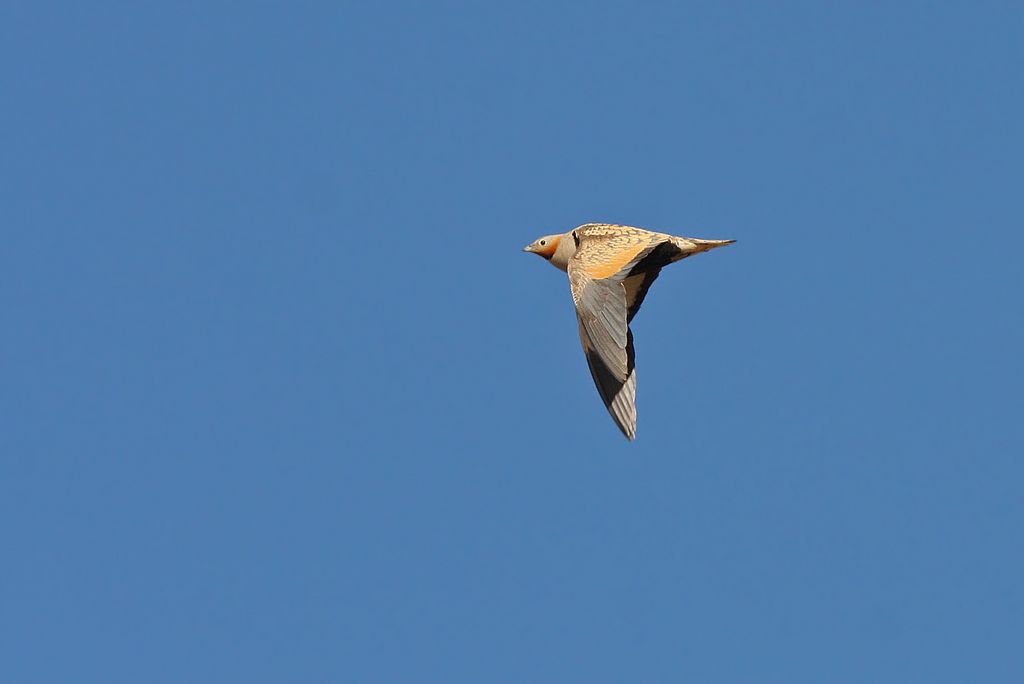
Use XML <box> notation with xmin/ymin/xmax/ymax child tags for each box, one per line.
<box><xmin>568</xmin><ymin>233</ymin><xmax>654</xmax><ymax>440</ymax></box>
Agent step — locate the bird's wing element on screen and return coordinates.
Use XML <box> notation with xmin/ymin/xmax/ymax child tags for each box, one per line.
<box><xmin>570</xmin><ymin>274</ymin><xmax>637</xmax><ymax>440</ymax></box>
<box><xmin>621</xmin><ymin>241</ymin><xmax>683</xmax><ymax>322</ymax></box>
<box><xmin>622</xmin><ymin>271</ymin><xmax>660</xmax><ymax>324</ymax></box>
<box><xmin>567</xmin><ymin>227</ymin><xmax>660</xmax><ymax>439</ymax></box>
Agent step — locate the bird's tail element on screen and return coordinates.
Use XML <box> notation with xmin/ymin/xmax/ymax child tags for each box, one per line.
<box><xmin>671</xmin><ymin>236</ymin><xmax>736</xmax><ymax>258</ymax></box>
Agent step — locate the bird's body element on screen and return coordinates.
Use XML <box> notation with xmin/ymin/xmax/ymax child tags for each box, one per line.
<box><xmin>524</xmin><ymin>223</ymin><xmax>734</xmax><ymax>440</ymax></box>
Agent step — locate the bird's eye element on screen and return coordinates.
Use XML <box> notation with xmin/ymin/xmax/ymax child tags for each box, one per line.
<box><xmin>539</xmin><ymin>240</ymin><xmax>546</xmax><ymax>246</ymax></box>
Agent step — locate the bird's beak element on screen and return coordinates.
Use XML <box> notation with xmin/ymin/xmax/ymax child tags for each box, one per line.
<box><xmin>523</xmin><ymin>244</ymin><xmax>536</xmax><ymax>253</ymax></box>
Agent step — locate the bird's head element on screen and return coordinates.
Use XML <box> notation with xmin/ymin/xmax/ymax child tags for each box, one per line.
<box><xmin>523</xmin><ymin>233</ymin><xmax>573</xmax><ymax>271</ymax></box>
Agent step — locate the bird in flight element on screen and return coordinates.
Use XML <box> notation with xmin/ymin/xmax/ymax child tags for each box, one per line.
<box><xmin>524</xmin><ymin>223</ymin><xmax>734</xmax><ymax>440</ymax></box>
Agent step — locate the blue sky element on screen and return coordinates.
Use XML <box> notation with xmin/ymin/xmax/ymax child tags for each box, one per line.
<box><xmin>3</xmin><ymin>2</ymin><xmax>1023</xmax><ymax>681</ymax></box>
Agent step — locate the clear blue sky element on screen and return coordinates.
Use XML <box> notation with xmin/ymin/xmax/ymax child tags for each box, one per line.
<box><xmin>3</xmin><ymin>2</ymin><xmax>1023</xmax><ymax>682</ymax></box>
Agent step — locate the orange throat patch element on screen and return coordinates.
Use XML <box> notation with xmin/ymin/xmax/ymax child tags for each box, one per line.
<box><xmin>539</xmin><ymin>236</ymin><xmax>560</xmax><ymax>258</ymax></box>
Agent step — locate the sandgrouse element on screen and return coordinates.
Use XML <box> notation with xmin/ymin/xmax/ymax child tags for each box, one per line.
<box><xmin>524</xmin><ymin>223</ymin><xmax>734</xmax><ymax>440</ymax></box>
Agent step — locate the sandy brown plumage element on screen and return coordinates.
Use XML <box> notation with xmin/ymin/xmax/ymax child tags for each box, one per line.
<box><xmin>524</xmin><ymin>223</ymin><xmax>734</xmax><ymax>440</ymax></box>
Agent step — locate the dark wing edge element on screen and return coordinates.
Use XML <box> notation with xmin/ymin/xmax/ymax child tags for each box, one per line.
<box><xmin>578</xmin><ymin>317</ymin><xmax>637</xmax><ymax>439</ymax></box>
<box><xmin>623</xmin><ymin>271</ymin><xmax>660</xmax><ymax>323</ymax></box>
<box><xmin>572</xmin><ymin>276</ymin><xmax>636</xmax><ymax>440</ymax></box>
<box><xmin>622</xmin><ymin>241</ymin><xmax>683</xmax><ymax>322</ymax></box>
